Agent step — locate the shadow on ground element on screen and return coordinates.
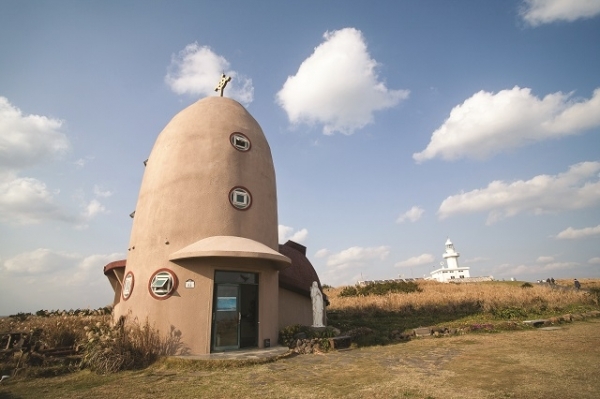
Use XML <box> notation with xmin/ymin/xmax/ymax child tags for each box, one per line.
<box><xmin>327</xmin><ymin>300</ymin><xmax>489</xmax><ymax>346</ymax></box>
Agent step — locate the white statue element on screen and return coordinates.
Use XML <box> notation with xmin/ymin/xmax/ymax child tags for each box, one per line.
<box><xmin>310</xmin><ymin>281</ymin><xmax>324</xmax><ymax>327</ymax></box>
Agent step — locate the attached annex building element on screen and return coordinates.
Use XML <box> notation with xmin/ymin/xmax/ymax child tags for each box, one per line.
<box><xmin>103</xmin><ymin>95</ymin><xmax>324</xmax><ymax>355</ymax></box>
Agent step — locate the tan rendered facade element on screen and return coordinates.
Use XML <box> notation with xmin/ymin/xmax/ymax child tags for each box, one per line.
<box><xmin>278</xmin><ymin>288</ymin><xmax>313</xmax><ymax>328</ymax></box>
<box><xmin>112</xmin><ymin>97</ymin><xmax>291</xmax><ymax>355</ymax></box>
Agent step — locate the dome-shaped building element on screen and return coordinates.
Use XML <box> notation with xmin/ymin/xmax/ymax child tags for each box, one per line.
<box><xmin>278</xmin><ymin>240</ymin><xmax>328</xmax><ymax>327</ymax></box>
<box><xmin>104</xmin><ymin>95</ymin><xmax>324</xmax><ymax>355</ymax></box>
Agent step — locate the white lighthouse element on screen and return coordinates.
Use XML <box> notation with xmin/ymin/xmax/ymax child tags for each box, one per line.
<box><xmin>429</xmin><ymin>238</ymin><xmax>470</xmax><ymax>282</ymax></box>
<box><xmin>443</xmin><ymin>238</ymin><xmax>460</xmax><ymax>269</ymax></box>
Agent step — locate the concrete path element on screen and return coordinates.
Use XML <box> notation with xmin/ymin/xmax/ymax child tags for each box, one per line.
<box><xmin>173</xmin><ymin>345</ymin><xmax>289</xmax><ymax>361</ymax></box>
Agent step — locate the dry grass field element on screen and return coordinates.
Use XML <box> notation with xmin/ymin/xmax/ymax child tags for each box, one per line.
<box><xmin>324</xmin><ymin>279</ymin><xmax>599</xmax><ymax>346</ymax></box>
<box><xmin>1</xmin><ymin>279</ymin><xmax>599</xmax><ymax>399</ymax></box>
<box><xmin>327</xmin><ymin>279</ymin><xmax>597</xmax><ymax>314</ymax></box>
<box><xmin>1</xmin><ymin>318</ymin><xmax>598</xmax><ymax>399</ymax></box>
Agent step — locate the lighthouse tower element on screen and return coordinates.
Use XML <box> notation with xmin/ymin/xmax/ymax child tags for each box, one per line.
<box><xmin>443</xmin><ymin>238</ymin><xmax>460</xmax><ymax>269</ymax></box>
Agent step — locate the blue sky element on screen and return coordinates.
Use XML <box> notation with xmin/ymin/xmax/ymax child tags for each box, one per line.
<box><xmin>1</xmin><ymin>0</ymin><xmax>599</xmax><ymax>315</ymax></box>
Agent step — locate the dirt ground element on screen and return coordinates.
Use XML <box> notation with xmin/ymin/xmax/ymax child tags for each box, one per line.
<box><xmin>1</xmin><ymin>318</ymin><xmax>599</xmax><ymax>399</ymax></box>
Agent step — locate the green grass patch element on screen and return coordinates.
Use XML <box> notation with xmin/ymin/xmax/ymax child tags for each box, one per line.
<box><xmin>328</xmin><ymin>302</ymin><xmax>600</xmax><ymax>346</ymax></box>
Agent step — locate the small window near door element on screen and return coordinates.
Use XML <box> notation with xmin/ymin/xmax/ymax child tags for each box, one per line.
<box><xmin>148</xmin><ymin>269</ymin><xmax>178</xmax><ymax>299</ymax></box>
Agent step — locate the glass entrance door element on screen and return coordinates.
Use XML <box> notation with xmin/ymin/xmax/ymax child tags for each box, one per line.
<box><xmin>239</xmin><ymin>284</ymin><xmax>258</xmax><ymax>347</ymax></box>
<box><xmin>211</xmin><ymin>271</ymin><xmax>259</xmax><ymax>352</ymax></box>
<box><xmin>212</xmin><ymin>284</ymin><xmax>240</xmax><ymax>351</ymax></box>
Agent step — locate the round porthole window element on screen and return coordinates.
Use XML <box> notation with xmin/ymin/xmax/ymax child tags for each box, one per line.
<box><xmin>230</xmin><ymin>132</ymin><xmax>251</xmax><ymax>152</ymax></box>
<box><xmin>229</xmin><ymin>187</ymin><xmax>252</xmax><ymax>210</ymax></box>
<box><xmin>148</xmin><ymin>269</ymin><xmax>178</xmax><ymax>300</ymax></box>
<box><xmin>122</xmin><ymin>272</ymin><xmax>134</xmax><ymax>300</ymax></box>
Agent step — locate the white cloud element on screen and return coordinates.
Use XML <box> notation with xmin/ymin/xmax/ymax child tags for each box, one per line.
<box><xmin>93</xmin><ymin>185</ymin><xmax>113</xmax><ymax>198</ymax></box>
<box><xmin>71</xmin><ymin>188</ymin><xmax>110</xmax><ymax>229</ymax></box>
<box><xmin>0</xmin><ymin>98</ymin><xmax>80</xmax><ymax>226</ymax></box>
<box><xmin>396</xmin><ymin>206</ymin><xmax>424</xmax><ymax>223</ymax></box>
<box><xmin>276</xmin><ymin>27</ymin><xmax>409</xmax><ymax>135</ymax></box>
<box><xmin>0</xmin><ymin>174</ymin><xmax>110</xmax><ymax>227</ymax></box>
<box><xmin>319</xmin><ymin>245</ymin><xmax>390</xmax><ymax>286</ymax></box>
<box><xmin>537</xmin><ymin>256</ymin><xmax>555</xmax><ymax>263</ymax></box>
<box><xmin>589</xmin><ymin>257</ymin><xmax>600</xmax><ymax>264</ymax></box>
<box><xmin>0</xmin><ymin>97</ymin><xmax>70</xmax><ymax>169</ymax></box>
<box><xmin>544</xmin><ymin>262</ymin><xmax>579</xmax><ymax>270</ymax></box>
<box><xmin>0</xmin><ymin>173</ymin><xmax>74</xmax><ymax>225</ymax></box>
<box><xmin>1</xmin><ymin>249</ymin><xmax>124</xmax><ymax>314</ymax></box>
<box><xmin>463</xmin><ymin>257</ymin><xmax>490</xmax><ymax>264</ymax></box>
<box><xmin>438</xmin><ymin>161</ymin><xmax>600</xmax><ymax>224</ymax></box>
<box><xmin>492</xmin><ymin>261</ymin><xmax>578</xmax><ymax>278</ymax></box>
<box><xmin>82</xmin><ymin>199</ymin><xmax>107</xmax><ymax>219</ymax></box>
<box><xmin>278</xmin><ymin>225</ymin><xmax>308</xmax><ymax>243</ymax></box>
<box><xmin>493</xmin><ymin>263</ymin><xmax>530</xmax><ymax>277</ymax></box>
<box><xmin>74</xmin><ymin>155</ymin><xmax>95</xmax><ymax>169</ymax></box>
<box><xmin>413</xmin><ymin>87</ymin><xmax>600</xmax><ymax>162</ymax></box>
<box><xmin>520</xmin><ymin>0</ymin><xmax>600</xmax><ymax>26</ymax></box>
<box><xmin>165</xmin><ymin>43</ymin><xmax>253</xmax><ymax>105</ymax></box>
<box><xmin>289</xmin><ymin>229</ymin><xmax>308</xmax><ymax>243</ymax></box>
<box><xmin>556</xmin><ymin>224</ymin><xmax>600</xmax><ymax>239</ymax></box>
<box><xmin>2</xmin><ymin>248</ymin><xmax>80</xmax><ymax>275</ymax></box>
<box><xmin>395</xmin><ymin>253</ymin><xmax>434</xmax><ymax>268</ymax></box>
<box><xmin>326</xmin><ymin>245</ymin><xmax>390</xmax><ymax>267</ymax></box>
<box><xmin>67</xmin><ymin>253</ymin><xmax>122</xmax><ymax>285</ymax></box>
<box><xmin>314</xmin><ymin>248</ymin><xmax>330</xmax><ymax>258</ymax></box>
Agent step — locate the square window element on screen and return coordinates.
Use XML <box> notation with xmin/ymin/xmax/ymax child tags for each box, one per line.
<box><xmin>230</xmin><ymin>187</ymin><xmax>252</xmax><ymax>210</ymax></box>
<box><xmin>235</xmin><ymin>137</ymin><xmax>248</xmax><ymax>149</ymax></box>
<box><xmin>235</xmin><ymin>193</ymin><xmax>247</xmax><ymax>204</ymax></box>
<box><xmin>152</xmin><ymin>277</ymin><xmax>169</xmax><ymax>288</ymax></box>
<box><xmin>231</xmin><ymin>133</ymin><xmax>251</xmax><ymax>151</ymax></box>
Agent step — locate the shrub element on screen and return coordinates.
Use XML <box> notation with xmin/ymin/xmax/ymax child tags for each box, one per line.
<box><xmin>80</xmin><ymin>316</ymin><xmax>184</xmax><ymax>374</ymax></box>
<box><xmin>339</xmin><ymin>286</ymin><xmax>359</xmax><ymax>297</ymax></box>
<box><xmin>588</xmin><ymin>287</ymin><xmax>600</xmax><ymax>306</ymax></box>
<box><xmin>521</xmin><ymin>282</ymin><xmax>533</xmax><ymax>288</ymax></box>
<box><xmin>339</xmin><ymin>281</ymin><xmax>422</xmax><ymax>297</ymax></box>
<box><xmin>279</xmin><ymin>324</ymin><xmax>302</xmax><ymax>347</ymax></box>
<box><xmin>492</xmin><ymin>306</ymin><xmax>528</xmax><ymax>320</ymax></box>
<box><xmin>9</xmin><ymin>312</ymin><xmax>32</xmax><ymax>321</ymax></box>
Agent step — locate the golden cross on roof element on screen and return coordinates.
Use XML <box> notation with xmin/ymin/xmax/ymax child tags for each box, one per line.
<box><xmin>215</xmin><ymin>73</ymin><xmax>231</xmax><ymax>97</ymax></box>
